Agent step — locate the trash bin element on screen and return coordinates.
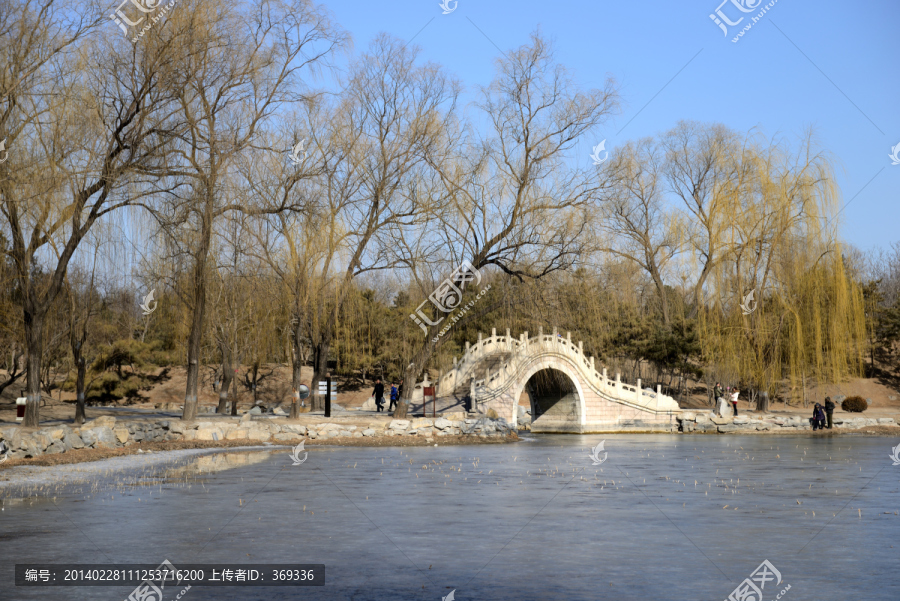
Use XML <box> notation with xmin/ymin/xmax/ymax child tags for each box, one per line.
<box><xmin>16</xmin><ymin>397</ymin><xmax>26</xmax><ymax>421</ymax></box>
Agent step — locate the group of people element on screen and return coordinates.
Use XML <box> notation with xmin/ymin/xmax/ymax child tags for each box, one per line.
<box><xmin>714</xmin><ymin>382</ymin><xmax>838</xmax><ymax>431</ymax></box>
<box><xmin>713</xmin><ymin>382</ymin><xmax>741</xmax><ymax>417</ymax></box>
<box><xmin>372</xmin><ymin>378</ymin><xmax>403</xmax><ymax>413</ymax></box>
<box><xmin>811</xmin><ymin>396</ymin><xmax>836</xmax><ymax>430</ymax></box>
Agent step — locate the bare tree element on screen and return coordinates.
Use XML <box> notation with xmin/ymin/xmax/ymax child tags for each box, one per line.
<box><xmin>596</xmin><ymin>138</ymin><xmax>680</xmax><ymax>326</ymax></box>
<box><xmin>153</xmin><ymin>0</ymin><xmax>345</xmax><ymax>420</ymax></box>
<box><xmin>392</xmin><ymin>33</ymin><xmax>620</xmax><ymax>418</ymax></box>
<box><xmin>0</xmin><ymin>0</ymin><xmax>182</xmax><ymax>426</ymax></box>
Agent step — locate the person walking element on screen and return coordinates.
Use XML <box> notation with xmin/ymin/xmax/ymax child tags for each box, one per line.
<box><xmin>824</xmin><ymin>396</ymin><xmax>835</xmax><ymax>429</ymax></box>
<box><xmin>372</xmin><ymin>378</ymin><xmax>385</xmax><ymax>412</ymax></box>
<box><xmin>730</xmin><ymin>387</ymin><xmax>740</xmax><ymax>417</ymax></box>
<box><xmin>389</xmin><ymin>382</ymin><xmax>399</xmax><ymax>412</ymax></box>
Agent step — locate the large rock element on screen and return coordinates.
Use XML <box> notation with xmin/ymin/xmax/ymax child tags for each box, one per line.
<box><xmin>226</xmin><ymin>428</ymin><xmax>249</xmax><ymax>440</ymax></box>
<box><xmin>247</xmin><ymin>429</ymin><xmax>270</xmax><ymax>441</ymax></box>
<box><xmin>34</xmin><ymin>431</ymin><xmax>55</xmax><ymax>450</ymax></box>
<box><xmin>411</xmin><ymin>418</ymin><xmax>433</xmax><ymax>429</ymax></box>
<box><xmin>710</xmin><ymin>416</ymin><xmax>731</xmax><ymax>425</ymax></box>
<box><xmin>248</xmin><ymin>407</ymin><xmax>262</xmax><ymax>415</ymax></box>
<box><xmin>81</xmin><ymin>427</ymin><xmax>117</xmax><ymax>448</ymax></box>
<box><xmin>282</xmin><ymin>425</ymin><xmax>308</xmax><ymax>435</ymax></box>
<box><xmin>389</xmin><ymin>420</ymin><xmax>410</xmax><ymax>430</ymax></box>
<box><xmin>64</xmin><ymin>431</ymin><xmax>84</xmax><ymax>450</ymax></box>
<box><xmin>434</xmin><ymin>418</ymin><xmax>452</xmax><ymax>430</ymax></box>
<box><xmin>877</xmin><ymin>418</ymin><xmax>895</xmax><ymax>424</ymax></box>
<box><xmin>45</xmin><ymin>441</ymin><xmax>66</xmax><ymax>454</ymax></box>
<box><xmin>362</xmin><ymin>429</ymin><xmax>376</xmax><ymax>437</ymax></box>
<box><xmin>196</xmin><ymin>428</ymin><xmax>224</xmax><ymax>441</ymax></box>
<box><xmin>717</xmin><ymin>424</ymin><xmax>740</xmax><ymax>433</ymax></box>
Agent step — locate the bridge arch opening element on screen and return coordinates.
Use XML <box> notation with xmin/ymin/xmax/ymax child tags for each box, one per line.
<box><xmin>524</xmin><ymin>367</ymin><xmax>581</xmax><ymax>429</ymax></box>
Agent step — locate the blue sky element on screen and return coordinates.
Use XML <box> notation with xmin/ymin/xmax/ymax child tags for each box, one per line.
<box><xmin>322</xmin><ymin>0</ymin><xmax>899</xmax><ymax>252</ymax></box>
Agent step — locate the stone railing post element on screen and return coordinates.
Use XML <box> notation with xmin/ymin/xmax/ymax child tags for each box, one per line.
<box><xmin>615</xmin><ymin>373</ymin><xmax>621</xmax><ymax>396</ymax></box>
<box><xmin>523</xmin><ymin>331</ymin><xmax>528</xmax><ymax>348</ymax></box>
<box><xmin>492</xmin><ymin>327</ymin><xmax>496</xmax><ymax>340</ymax></box>
<box><xmin>657</xmin><ymin>384</ymin><xmax>662</xmax><ymax>411</ymax></box>
<box><xmin>602</xmin><ymin>367</ymin><xmax>607</xmax><ymax>387</ymax></box>
<box><xmin>636</xmin><ymin>379</ymin><xmax>642</xmax><ymax>405</ymax></box>
<box><xmin>539</xmin><ymin>326</ymin><xmax>544</xmax><ymax>339</ymax></box>
<box><xmin>578</xmin><ymin>341</ymin><xmax>583</xmax><ymax>355</ymax></box>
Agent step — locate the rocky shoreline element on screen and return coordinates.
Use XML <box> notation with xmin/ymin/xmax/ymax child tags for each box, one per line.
<box><xmin>677</xmin><ymin>411</ymin><xmax>897</xmax><ymax>433</ymax></box>
<box><xmin>0</xmin><ymin>413</ymin><xmax>517</xmax><ymax>462</ymax></box>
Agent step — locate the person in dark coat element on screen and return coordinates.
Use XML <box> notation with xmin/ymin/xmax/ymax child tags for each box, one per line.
<box><xmin>373</xmin><ymin>379</ymin><xmax>385</xmax><ymax>412</ymax></box>
<box><xmin>811</xmin><ymin>403</ymin><xmax>826</xmax><ymax>431</ymax></box>
<box><xmin>824</xmin><ymin>396</ymin><xmax>836</xmax><ymax>429</ymax></box>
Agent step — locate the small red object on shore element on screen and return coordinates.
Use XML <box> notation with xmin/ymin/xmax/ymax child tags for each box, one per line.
<box><xmin>16</xmin><ymin>397</ymin><xmax>26</xmax><ymax>421</ymax></box>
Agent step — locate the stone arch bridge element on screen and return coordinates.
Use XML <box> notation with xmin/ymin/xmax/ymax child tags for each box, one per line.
<box><xmin>434</xmin><ymin>328</ymin><xmax>681</xmax><ymax>433</ymax></box>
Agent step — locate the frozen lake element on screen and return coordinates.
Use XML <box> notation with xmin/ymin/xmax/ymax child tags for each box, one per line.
<box><xmin>2</xmin><ymin>434</ymin><xmax>899</xmax><ymax>600</ymax></box>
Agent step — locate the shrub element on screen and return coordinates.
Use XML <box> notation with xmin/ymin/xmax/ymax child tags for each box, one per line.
<box><xmin>841</xmin><ymin>396</ymin><xmax>867</xmax><ymax>413</ymax></box>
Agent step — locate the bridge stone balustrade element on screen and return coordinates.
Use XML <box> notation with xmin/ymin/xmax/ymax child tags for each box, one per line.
<box><xmin>436</xmin><ymin>327</ymin><xmax>681</xmax><ymax>433</ymax></box>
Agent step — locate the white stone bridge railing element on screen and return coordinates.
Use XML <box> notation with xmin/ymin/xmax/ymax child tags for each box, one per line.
<box><xmin>437</xmin><ymin>327</ymin><xmax>681</xmax><ymax>416</ymax></box>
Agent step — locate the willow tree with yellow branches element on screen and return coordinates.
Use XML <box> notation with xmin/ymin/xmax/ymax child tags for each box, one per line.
<box><xmin>697</xmin><ymin>132</ymin><xmax>866</xmax><ymax>411</ymax></box>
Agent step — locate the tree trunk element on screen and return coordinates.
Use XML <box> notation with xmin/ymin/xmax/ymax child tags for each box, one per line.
<box><xmin>230</xmin><ymin>375</ymin><xmax>240</xmax><ymax>415</ymax></box>
<box><xmin>182</xmin><ymin>197</ymin><xmax>214</xmax><ymax>422</ymax></box>
<box><xmin>311</xmin><ymin>341</ymin><xmax>329</xmax><ymax>411</ymax></box>
<box><xmin>757</xmin><ymin>389</ymin><xmax>770</xmax><ymax>413</ymax></box>
<box><xmin>290</xmin><ymin>324</ymin><xmax>304</xmax><ymax>419</ymax></box>
<box><xmin>217</xmin><ymin>355</ymin><xmax>233</xmax><ymax>414</ymax></box>
<box><xmin>22</xmin><ymin>310</ymin><xmax>44</xmax><ymax>427</ymax></box>
<box><xmin>74</xmin><ymin>356</ymin><xmax>86</xmax><ymax>425</ymax></box>
<box><xmin>393</xmin><ymin>339</ymin><xmax>437</xmax><ymax>419</ymax></box>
